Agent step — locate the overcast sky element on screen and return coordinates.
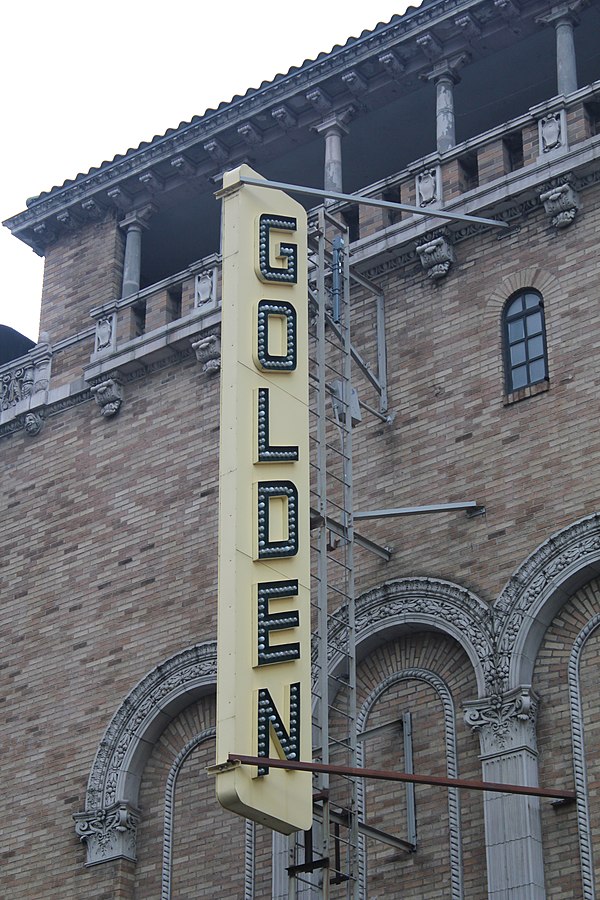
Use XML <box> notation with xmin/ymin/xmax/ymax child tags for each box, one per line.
<box><xmin>1</xmin><ymin>1</ymin><xmax>411</xmax><ymax>342</ymax></box>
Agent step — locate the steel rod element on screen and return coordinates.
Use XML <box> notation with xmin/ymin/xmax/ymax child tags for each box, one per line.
<box><xmin>239</xmin><ymin>174</ymin><xmax>509</xmax><ymax>229</ymax></box>
<box><xmin>354</xmin><ymin>502</ymin><xmax>482</xmax><ymax>519</ymax></box>
<box><xmin>227</xmin><ymin>754</ymin><xmax>576</xmax><ymax>801</ymax></box>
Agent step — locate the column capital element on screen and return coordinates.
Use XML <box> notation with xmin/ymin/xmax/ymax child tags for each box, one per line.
<box><xmin>74</xmin><ymin>801</ymin><xmax>140</xmax><ymax>865</ymax></box>
<box><xmin>423</xmin><ymin>52</ymin><xmax>470</xmax><ymax>85</ymax></box>
<box><xmin>119</xmin><ymin>204</ymin><xmax>156</xmax><ymax>232</ymax></box>
<box><xmin>314</xmin><ymin>111</ymin><xmax>352</xmax><ymax>138</ymax></box>
<box><xmin>536</xmin><ymin>0</ymin><xmax>585</xmax><ymax>27</ymax></box>
<box><xmin>464</xmin><ymin>685</ymin><xmax>539</xmax><ymax>757</ymax></box>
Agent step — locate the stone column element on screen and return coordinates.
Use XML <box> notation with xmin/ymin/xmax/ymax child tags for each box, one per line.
<box><xmin>464</xmin><ymin>687</ymin><xmax>545</xmax><ymax>899</ymax></box>
<box><xmin>425</xmin><ymin>57</ymin><xmax>467</xmax><ymax>154</ymax></box>
<box><xmin>538</xmin><ymin>2</ymin><xmax>582</xmax><ymax>96</ymax></box>
<box><xmin>435</xmin><ymin>68</ymin><xmax>458</xmax><ymax>154</ymax></box>
<box><xmin>119</xmin><ymin>206</ymin><xmax>154</xmax><ymax>299</ymax></box>
<box><xmin>315</xmin><ymin>115</ymin><xmax>349</xmax><ymax>197</ymax></box>
<box><xmin>555</xmin><ymin>14</ymin><xmax>578</xmax><ymax>95</ymax></box>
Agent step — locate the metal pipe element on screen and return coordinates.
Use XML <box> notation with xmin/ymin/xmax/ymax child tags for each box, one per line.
<box><xmin>238</xmin><ymin>174</ymin><xmax>509</xmax><ymax>229</ymax></box>
<box><xmin>226</xmin><ymin>754</ymin><xmax>576</xmax><ymax>801</ymax></box>
<box><xmin>354</xmin><ymin>502</ymin><xmax>483</xmax><ymax>519</ymax></box>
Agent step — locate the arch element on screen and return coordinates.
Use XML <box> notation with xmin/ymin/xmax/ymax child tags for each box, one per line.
<box><xmin>356</xmin><ymin>669</ymin><xmax>463</xmax><ymax>900</ymax></box>
<box><xmin>160</xmin><ymin>727</ymin><xmax>255</xmax><ymax>900</ymax></box>
<box><xmin>483</xmin><ymin>267</ymin><xmax>562</xmax><ymax>392</ymax></box>
<box><xmin>569</xmin><ymin>613</ymin><xmax>600</xmax><ymax>900</ymax></box>
<box><xmin>495</xmin><ymin>513</ymin><xmax>600</xmax><ymax>689</ymax></box>
<box><xmin>344</xmin><ymin>577</ymin><xmax>493</xmax><ymax>696</ymax></box>
<box><xmin>83</xmin><ymin>642</ymin><xmax>217</xmax><ymax>814</ymax></box>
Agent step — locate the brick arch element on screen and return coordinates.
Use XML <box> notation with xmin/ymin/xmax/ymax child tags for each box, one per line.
<box><xmin>495</xmin><ymin>513</ymin><xmax>600</xmax><ymax>690</ymax></box>
<box><xmin>483</xmin><ymin>267</ymin><xmax>563</xmax><ymax>379</ymax></box>
<box><xmin>485</xmin><ymin>266</ymin><xmax>563</xmax><ymax>315</ymax></box>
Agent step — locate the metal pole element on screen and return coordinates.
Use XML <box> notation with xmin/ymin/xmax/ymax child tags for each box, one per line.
<box><xmin>225</xmin><ymin>755</ymin><xmax>576</xmax><ymax>802</ymax></box>
<box><xmin>238</xmin><ymin>174</ymin><xmax>509</xmax><ymax>229</ymax></box>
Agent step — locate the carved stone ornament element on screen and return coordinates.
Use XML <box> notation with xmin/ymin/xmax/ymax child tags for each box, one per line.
<box><xmin>539</xmin><ymin>181</ymin><xmax>580</xmax><ymax>228</ymax></box>
<box><xmin>74</xmin><ymin>802</ymin><xmax>140</xmax><ymax>866</ymax></box>
<box><xmin>192</xmin><ymin>334</ymin><xmax>221</xmax><ymax>375</ymax></box>
<box><xmin>95</xmin><ymin>314</ymin><xmax>116</xmax><ymax>353</ymax></box>
<box><xmin>416</xmin><ymin>233</ymin><xmax>455</xmax><ymax>279</ymax></box>
<box><xmin>416</xmin><ymin>167</ymin><xmax>440</xmax><ymax>207</ymax></box>
<box><xmin>0</xmin><ymin>333</ymin><xmax>52</xmax><ymax>411</ymax></box>
<box><xmin>90</xmin><ymin>379</ymin><xmax>123</xmax><ymax>418</ymax></box>
<box><xmin>464</xmin><ymin>686</ymin><xmax>539</xmax><ymax>755</ymax></box>
<box><xmin>22</xmin><ymin>412</ymin><xmax>43</xmax><ymax>436</ymax></box>
<box><xmin>195</xmin><ymin>269</ymin><xmax>217</xmax><ymax>308</ymax></box>
<box><xmin>1</xmin><ymin>365</ymin><xmax>34</xmax><ymax>410</ymax></box>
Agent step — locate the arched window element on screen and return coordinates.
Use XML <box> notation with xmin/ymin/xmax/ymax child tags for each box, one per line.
<box><xmin>503</xmin><ymin>289</ymin><xmax>548</xmax><ymax>392</ymax></box>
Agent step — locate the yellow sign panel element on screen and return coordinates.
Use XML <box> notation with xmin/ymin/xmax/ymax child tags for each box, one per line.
<box><xmin>215</xmin><ymin>165</ymin><xmax>312</xmax><ymax>834</ymax></box>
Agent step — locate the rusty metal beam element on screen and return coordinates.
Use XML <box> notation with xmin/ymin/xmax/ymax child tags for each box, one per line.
<box><xmin>227</xmin><ymin>754</ymin><xmax>576</xmax><ymax>801</ymax></box>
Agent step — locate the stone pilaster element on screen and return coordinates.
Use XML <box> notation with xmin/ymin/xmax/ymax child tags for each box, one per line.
<box><xmin>464</xmin><ymin>687</ymin><xmax>545</xmax><ymax>899</ymax></box>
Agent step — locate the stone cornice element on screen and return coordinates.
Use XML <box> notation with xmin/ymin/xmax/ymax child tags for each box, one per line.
<box><xmin>4</xmin><ymin>0</ymin><xmax>552</xmax><ymax>247</ymax></box>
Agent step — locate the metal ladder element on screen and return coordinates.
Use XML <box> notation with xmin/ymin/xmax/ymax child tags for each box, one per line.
<box><xmin>285</xmin><ymin>202</ymin><xmax>392</xmax><ymax>899</ymax></box>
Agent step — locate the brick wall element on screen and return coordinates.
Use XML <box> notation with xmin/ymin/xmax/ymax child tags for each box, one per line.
<box><xmin>3</xmin><ymin>143</ymin><xmax>600</xmax><ymax>898</ymax></box>
<box><xmin>40</xmin><ymin>212</ymin><xmax>124</xmax><ymax>382</ymax></box>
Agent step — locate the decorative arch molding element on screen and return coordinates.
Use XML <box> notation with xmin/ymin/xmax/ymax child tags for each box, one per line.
<box><xmin>569</xmin><ymin>613</ymin><xmax>600</xmax><ymax>900</ymax></box>
<box><xmin>160</xmin><ymin>727</ymin><xmax>256</xmax><ymax>900</ymax></box>
<box><xmin>356</xmin><ymin>669</ymin><xmax>463</xmax><ymax>900</ymax></box>
<box><xmin>74</xmin><ymin>642</ymin><xmax>217</xmax><ymax>866</ymax></box>
<box><xmin>495</xmin><ymin>513</ymin><xmax>600</xmax><ymax>690</ymax></box>
<box><xmin>346</xmin><ymin>577</ymin><xmax>494</xmax><ymax>696</ymax></box>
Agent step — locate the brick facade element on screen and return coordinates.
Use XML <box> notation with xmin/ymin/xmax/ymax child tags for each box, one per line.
<box><xmin>3</xmin><ymin>1</ymin><xmax>600</xmax><ymax>897</ymax></box>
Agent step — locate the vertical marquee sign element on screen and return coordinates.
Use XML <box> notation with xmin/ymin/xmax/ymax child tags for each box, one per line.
<box><xmin>215</xmin><ymin>165</ymin><xmax>312</xmax><ymax>833</ymax></box>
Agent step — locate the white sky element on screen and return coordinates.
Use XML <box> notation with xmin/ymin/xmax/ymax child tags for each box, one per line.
<box><xmin>1</xmin><ymin>0</ymin><xmax>411</xmax><ymax>342</ymax></box>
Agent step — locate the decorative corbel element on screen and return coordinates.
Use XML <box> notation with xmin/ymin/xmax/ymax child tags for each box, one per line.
<box><xmin>74</xmin><ymin>801</ymin><xmax>140</xmax><ymax>866</ymax></box>
<box><xmin>455</xmin><ymin>12</ymin><xmax>482</xmax><ymax>42</ymax></box>
<box><xmin>192</xmin><ymin>334</ymin><xmax>221</xmax><ymax>375</ymax></box>
<box><xmin>416</xmin><ymin>231</ymin><xmax>455</xmax><ymax>280</ymax></box>
<box><xmin>90</xmin><ymin>378</ymin><xmax>123</xmax><ymax>418</ymax></box>
<box><xmin>416</xmin><ymin>32</ymin><xmax>443</xmax><ymax>63</ymax></box>
<box><xmin>237</xmin><ymin>121</ymin><xmax>263</xmax><ymax>146</ymax></box>
<box><xmin>170</xmin><ymin>155</ymin><xmax>196</xmax><ymax>178</ymax></box>
<box><xmin>494</xmin><ymin>0</ymin><xmax>522</xmax><ymax>32</ymax></box>
<box><xmin>540</xmin><ymin>179</ymin><xmax>580</xmax><ymax>228</ymax></box>
<box><xmin>22</xmin><ymin>411</ymin><xmax>43</xmax><ymax>437</ymax></box>
<box><xmin>107</xmin><ymin>186</ymin><xmax>133</xmax><ymax>211</ymax></box>
<box><xmin>138</xmin><ymin>171</ymin><xmax>164</xmax><ymax>195</ymax></box>
<box><xmin>271</xmin><ymin>105</ymin><xmax>297</xmax><ymax>132</ymax></box>
<box><xmin>81</xmin><ymin>198</ymin><xmax>103</xmax><ymax>220</ymax></box>
<box><xmin>204</xmin><ymin>138</ymin><xmax>229</xmax><ymax>164</ymax></box>
<box><xmin>342</xmin><ymin>70</ymin><xmax>368</xmax><ymax>99</ymax></box>
<box><xmin>56</xmin><ymin>210</ymin><xmax>78</xmax><ymax>232</ymax></box>
<box><xmin>379</xmin><ymin>51</ymin><xmax>405</xmax><ymax>81</ymax></box>
<box><xmin>306</xmin><ymin>87</ymin><xmax>332</xmax><ymax>114</ymax></box>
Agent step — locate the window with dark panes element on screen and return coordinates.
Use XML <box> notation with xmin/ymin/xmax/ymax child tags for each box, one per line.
<box><xmin>503</xmin><ymin>290</ymin><xmax>548</xmax><ymax>392</ymax></box>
